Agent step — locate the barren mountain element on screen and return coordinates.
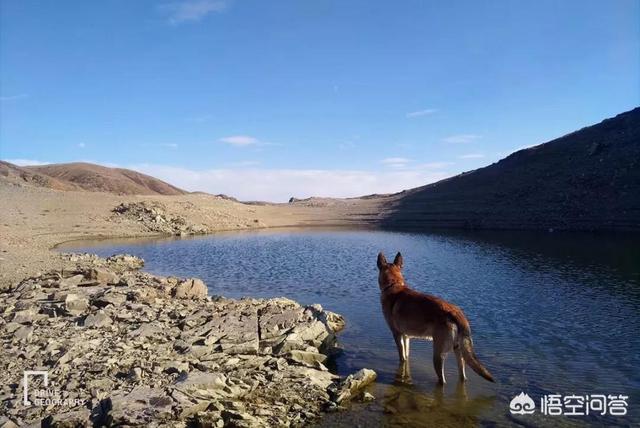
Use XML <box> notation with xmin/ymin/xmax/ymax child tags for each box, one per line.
<box><xmin>1</xmin><ymin>161</ymin><xmax>186</xmax><ymax>195</ymax></box>
<box><xmin>382</xmin><ymin>107</ymin><xmax>640</xmax><ymax>232</ymax></box>
<box><xmin>0</xmin><ymin>161</ymin><xmax>80</xmax><ymax>191</ymax></box>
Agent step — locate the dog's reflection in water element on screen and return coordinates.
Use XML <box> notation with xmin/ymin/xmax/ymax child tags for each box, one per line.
<box><xmin>381</xmin><ymin>361</ymin><xmax>494</xmax><ymax>427</ymax></box>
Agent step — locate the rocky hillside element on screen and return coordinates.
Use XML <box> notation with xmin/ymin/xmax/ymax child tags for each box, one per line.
<box><xmin>0</xmin><ymin>161</ymin><xmax>79</xmax><ymax>191</ymax></box>
<box><xmin>0</xmin><ymin>161</ymin><xmax>186</xmax><ymax>195</ymax></box>
<box><xmin>382</xmin><ymin>107</ymin><xmax>640</xmax><ymax>232</ymax></box>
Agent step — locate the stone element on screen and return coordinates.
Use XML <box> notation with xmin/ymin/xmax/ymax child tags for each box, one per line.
<box><xmin>286</xmin><ymin>350</ymin><xmax>327</xmax><ymax>367</ymax></box>
<box><xmin>323</xmin><ymin>311</ymin><xmax>346</xmax><ymax>332</ymax></box>
<box><xmin>174</xmin><ymin>371</ymin><xmax>227</xmax><ymax>392</ymax></box>
<box><xmin>163</xmin><ymin>361</ymin><xmax>189</xmax><ymax>374</ymax></box>
<box><xmin>362</xmin><ymin>392</ymin><xmax>375</xmax><ymax>402</ymax></box>
<box><xmin>0</xmin><ymin>416</ymin><xmax>19</xmax><ymax>428</ymax></box>
<box><xmin>193</xmin><ymin>412</ymin><xmax>224</xmax><ymax>428</ymax></box>
<box><xmin>14</xmin><ymin>325</ymin><xmax>33</xmax><ymax>342</ymax></box>
<box><xmin>64</xmin><ymin>294</ymin><xmax>89</xmax><ymax>315</ymax></box>
<box><xmin>41</xmin><ymin>407</ymin><xmax>92</xmax><ymax>427</ymax></box>
<box><xmin>93</xmin><ymin>292</ymin><xmax>126</xmax><ymax>308</ymax></box>
<box><xmin>331</xmin><ymin>368</ymin><xmax>377</xmax><ymax>404</ymax></box>
<box><xmin>58</xmin><ymin>274</ymin><xmax>85</xmax><ymax>289</ymax></box>
<box><xmin>171</xmin><ymin>371</ymin><xmax>229</xmax><ymax>418</ymax></box>
<box><xmin>129</xmin><ymin>367</ymin><xmax>143</xmax><ymax>382</ymax></box>
<box><xmin>106</xmin><ymin>254</ymin><xmax>144</xmax><ymax>270</ymax></box>
<box><xmin>105</xmin><ymin>386</ymin><xmax>173</xmax><ymax>425</ymax></box>
<box><xmin>83</xmin><ymin>310</ymin><xmax>112</xmax><ymax>328</ymax></box>
<box><xmin>173</xmin><ymin>278</ymin><xmax>208</xmax><ymax>299</ymax></box>
<box><xmin>4</xmin><ymin>322</ymin><xmax>22</xmax><ymax>334</ymax></box>
<box><xmin>221</xmin><ymin>410</ymin><xmax>265</xmax><ymax>428</ymax></box>
<box><xmin>13</xmin><ymin>308</ymin><xmax>36</xmax><ymax>324</ymax></box>
<box><xmin>88</xmin><ymin>268</ymin><xmax>119</xmax><ymax>284</ymax></box>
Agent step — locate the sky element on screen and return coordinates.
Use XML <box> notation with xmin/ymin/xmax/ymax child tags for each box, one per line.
<box><xmin>1</xmin><ymin>0</ymin><xmax>638</xmax><ymax>201</ymax></box>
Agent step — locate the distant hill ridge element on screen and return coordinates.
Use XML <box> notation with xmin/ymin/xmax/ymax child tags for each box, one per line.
<box><xmin>0</xmin><ymin>161</ymin><xmax>186</xmax><ymax>196</ymax></box>
<box><xmin>382</xmin><ymin>107</ymin><xmax>640</xmax><ymax>231</ymax></box>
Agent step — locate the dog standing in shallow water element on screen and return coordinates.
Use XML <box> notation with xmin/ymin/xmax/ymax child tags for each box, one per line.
<box><xmin>377</xmin><ymin>251</ymin><xmax>495</xmax><ymax>384</ymax></box>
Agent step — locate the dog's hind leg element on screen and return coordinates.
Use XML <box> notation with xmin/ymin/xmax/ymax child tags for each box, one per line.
<box><xmin>454</xmin><ymin>347</ymin><xmax>467</xmax><ymax>382</ymax></box>
<box><xmin>433</xmin><ymin>328</ymin><xmax>454</xmax><ymax>385</ymax></box>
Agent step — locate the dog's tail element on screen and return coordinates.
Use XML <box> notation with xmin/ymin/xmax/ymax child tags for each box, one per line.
<box><xmin>451</xmin><ymin>313</ymin><xmax>495</xmax><ymax>383</ymax></box>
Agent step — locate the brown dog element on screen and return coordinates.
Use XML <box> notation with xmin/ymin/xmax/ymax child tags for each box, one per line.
<box><xmin>377</xmin><ymin>251</ymin><xmax>495</xmax><ymax>384</ymax></box>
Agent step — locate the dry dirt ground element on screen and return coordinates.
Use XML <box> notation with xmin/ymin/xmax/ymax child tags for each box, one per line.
<box><xmin>0</xmin><ymin>181</ymin><xmax>390</xmax><ymax>289</ymax></box>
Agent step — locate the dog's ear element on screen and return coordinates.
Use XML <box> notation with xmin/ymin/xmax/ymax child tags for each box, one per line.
<box><xmin>393</xmin><ymin>252</ymin><xmax>403</xmax><ymax>268</ymax></box>
<box><xmin>377</xmin><ymin>252</ymin><xmax>388</xmax><ymax>270</ymax></box>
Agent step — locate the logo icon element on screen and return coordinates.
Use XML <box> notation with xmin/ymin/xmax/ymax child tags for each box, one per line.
<box><xmin>23</xmin><ymin>370</ymin><xmax>49</xmax><ymax>406</ymax></box>
<box><xmin>510</xmin><ymin>392</ymin><xmax>536</xmax><ymax>415</ymax></box>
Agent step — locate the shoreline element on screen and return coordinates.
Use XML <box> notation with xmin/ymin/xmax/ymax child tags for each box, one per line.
<box><xmin>0</xmin><ymin>182</ymin><xmax>387</xmax><ymax>290</ymax></box>
<box><xmin>0</xmin><ymin>183</ymin><xmax>383</xmax><ymax>426</ymax></box>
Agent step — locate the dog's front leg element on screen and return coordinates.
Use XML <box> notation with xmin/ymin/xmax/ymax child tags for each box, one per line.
<box><xmin>433</xmin><ymin>352</ymin><xmax>446</xmax><ymax>384</ymax></box>
<box><xmin>402</xmin><ymin>335</ymin><xmax>410</xmax><ymax>360</ymax></box>
<box><xmin>393</xmin><ymin>332</ymin><xmax>406</xmax><ymax>362</ymax></box>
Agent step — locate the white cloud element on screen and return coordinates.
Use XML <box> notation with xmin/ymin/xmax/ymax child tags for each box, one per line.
<box><xmin>0</xmin><ymin>94</ymin><xmax>29</xmax><ymax>101</ymax></box>
<box><xmin>3</xmin><ymin>159</ymin><xmax>49</xmax><ymax>166</ymax></box>
<box><xmin>381</xmin><ymin>157</ymin><xmax>412</xmax><ymax>168</ymax></box>
<box><xmin>159</xmin><ymin>0</ymin><xmax>227</xmax><ymax>25</ymax></box>
<box><xmin>406</xmin><ymin>108</ymin><xmax>437</xmax><ymax>118</ymax></box>
<box><xmin>458</xmin><ymin>153</ymin><xmax>484</xmax><ymax>159</ymax></box>
<box><xmin>442</xmin><ymin>134</ymin><xmax>482</xmax><ymax>144</ymax></box>
<box><xmin>77</xmin><ymin>142</ymin><xmax>86</xmax><ymax>149</ymax></box>
<box><xmin>127</xmin><ymin>164</ymin><xmax>452</xmax><ymax>202</ymax></box>
<box><xmin>161</xmin><ymin>143</ymin><xmax>179</xmax><ymax>149</ymax></box>
<box><xmin>219</xmin><ymin>135</ymin><xmax>259</xmax><ymax>147</ymax></box>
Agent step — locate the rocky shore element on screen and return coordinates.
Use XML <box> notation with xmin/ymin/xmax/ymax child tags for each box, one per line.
<box><xmin>0</xmin><ymin>254</ymin><xmax>376</xmax><ymax>427</ymax></box>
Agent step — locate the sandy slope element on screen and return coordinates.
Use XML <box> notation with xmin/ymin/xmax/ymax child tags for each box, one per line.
<box><xmin>0</xmin><ymin>181</ymin><xmax>388</xmax><ymax>289</ymax></box>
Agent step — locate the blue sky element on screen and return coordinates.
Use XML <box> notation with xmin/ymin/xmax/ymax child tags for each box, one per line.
<box><xmin>1</xmin><ymin>0</ymin><xmax>638</xmax><ymax>201</ymax></box>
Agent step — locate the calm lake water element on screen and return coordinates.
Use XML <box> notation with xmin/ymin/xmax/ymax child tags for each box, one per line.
<box><xmin>65</xmin><ymin>228</ymin><xmax>640</xmax><ymax>427</ymax></box>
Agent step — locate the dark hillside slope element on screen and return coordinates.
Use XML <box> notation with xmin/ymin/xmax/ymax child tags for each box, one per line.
<box><xmin>382</xmin><ymin>108</ymin><xmax>640</xmax><ymax>231</ymax></box>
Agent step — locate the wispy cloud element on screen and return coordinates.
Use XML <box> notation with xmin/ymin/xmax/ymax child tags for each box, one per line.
<box><xmin>0</xmin><ymin>93</ymin><xmax>29</xmax><ymax>101</ymax></box>
<box><xmin>458</xmin><ymin>153</ymin><xmax>484</xmax><ymax>159</ymax></box>
<box><xmin>159</xmin><ymin>0</ymin><xmax>227</xmax><ymax>25</ymax></box>
<box><xmin>128</xmin><ymin>164</ymin><xmax>452</xmax><ymax>202</ymax></box>
<box><xmin>161</xmin><ymin>143</ymin><xmax>179</xmax><ymax>149</ymax></box>
<box><xmin>4</xmin><ymin>159</ymin><xmax>49</xmax><ymax>166</ymax></box>
<box><xmin>381</xmin><ymin>157</ymin><xmax>412</xmax><ymax>168</ymax></box>
<box><xmin>219</xmin><ymin>135</ymin><xmax>259</xmax><ymax>147</ymax></box>
<box><xmin>442</xmin><ymin>134</ymin><xmax>482</xmax><ymax>144</ymax></box>
<box><xmin>406</xmin><ymin>108</ymin><xmax>437</xmax><ymax>118</ymax></box>
<box><xmin>77</xmin><ymin>142</ymin><xmax>86</xmax><ymax>149</ymax></box>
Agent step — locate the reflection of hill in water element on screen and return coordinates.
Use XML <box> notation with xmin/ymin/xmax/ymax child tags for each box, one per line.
<box><xmin>420</xmin><ymin>229</ymin><xmax>640</xmax><ymax>302</ymax></box>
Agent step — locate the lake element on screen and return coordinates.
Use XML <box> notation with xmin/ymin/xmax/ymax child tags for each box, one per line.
<box><xmin>64</xmin><ymin>228</ymin><xmax>640</xmax><ymax>427</ymax></box>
